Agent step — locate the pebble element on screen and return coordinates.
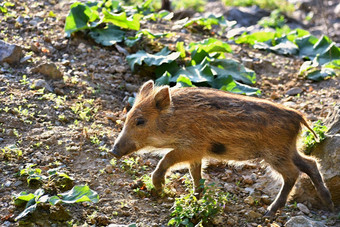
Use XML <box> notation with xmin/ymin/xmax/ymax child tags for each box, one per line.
<box><xmin>31</xmin><ymin>79</ymin><xmax>53</xmax><ymax>92</ymax></box>
<box><xmin>32</xmin><ymin>62</ymin><xmax>63</xmax><ymax>79</ymax></box>
<box><xmin>242</xmin><ymin>175</ymin><xmax>254</xmax><ymax>185</ymax></box>
<box><xmin>297</xmin><ymin>203</ymin><xmax>310</xmax><ymax>214</ymax></box>
<box><xmin>14</xmin><ymin>180</ymin><xmax>23</xmax><ymax>187</ymax></box>
<box><xmin>260</xmin><ymin>195</ymin><xmax>271</xmax><ymax>205</ymax></box>
<box><xmin>105</xmin><ymin>165</ymin><xmax>113</xmax><ymax>174</ymax></box>
<box><xmin>286</xmin><ymin>87</ymin><xmax>303</xmax><ymax>96</ymax></box>
<box><xmin>0</xmin><ymin>137</ymin><xmax>4</xmax><ymax>143</ymax></box>
<box><xmin>247</xmin><ymin>210</ymin><xmax>262</xmax><ymax>219</ymax></box>
<box><xmin>0</xmin><ymin>40</ymin><xmax>23</xmax><ymax>64</ymax></box>
<box><xmin>244</xmin><ymin>196</ymin><xmax>255</xmax><ymax>205</ymax></box>
<box><xmin>4</xmin><ymin>181</ymin><xmax>11</xmax><ymax>187</ymax></box>
<box><xmin>115</xmin><ymin>66</ymin><xmax>127</xmax><ymax>73</ymax></box>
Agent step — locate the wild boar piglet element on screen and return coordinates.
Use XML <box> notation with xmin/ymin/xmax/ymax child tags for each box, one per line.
<box><xmin>110</xmin><ymin>80</ymin><xmax>334</xmax><ymax>216</ymax></box>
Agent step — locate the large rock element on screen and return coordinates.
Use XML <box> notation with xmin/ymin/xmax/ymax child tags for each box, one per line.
<box><xmin>0</xmin><ymin>40</ymin><xmax>23</xmax><ymax>65</ymax></box>
<box><xmin>293</xmin><ymin>105</ymin><xmax>340</xmax><ymax>208</ymax></box>
<box><xmin>32</xmin><ymin>62</ymin><xmax>63</xmax><ymax>80</ymax></box>
<box><xmin>285</xmin><ymin>216</ymin><xmax>325</xmax><ymax>227</ymax></box>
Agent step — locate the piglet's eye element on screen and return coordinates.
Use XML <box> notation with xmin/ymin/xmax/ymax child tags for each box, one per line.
<box><xmin>136</xmin><ymin>118</ymin><xmax>146</xmax><ymax>126</ymax></box>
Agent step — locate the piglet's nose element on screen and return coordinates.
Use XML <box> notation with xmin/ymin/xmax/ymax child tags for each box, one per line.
<box><xmin>109</xmin><ymin>147</ymin><xmax>122</xmax><ymax>159</ymax></box>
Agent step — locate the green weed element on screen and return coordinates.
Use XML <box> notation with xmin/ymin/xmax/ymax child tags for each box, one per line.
<box><xmin>168</xmin><ymin>180</ymin><xmax>229</xmax><ymax>226</ymax></box>
<box><xmin>303</xmin><ymin>120</ymin><xmax>328</xmax><ymax>155</ymax></box>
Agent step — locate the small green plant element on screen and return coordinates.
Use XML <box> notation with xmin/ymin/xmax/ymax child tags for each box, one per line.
<box><xmin>120</xmin><ymin>157</ymin><xmax>148</xmax><ymax>176</ymax></box>
<box><xmin>258</xmin><ymin>10</ymin><xmax>285</xmax><ymax>28</ymax></box>
<box><xmin>168</xmin><ymin>180</ymin><xmax>229</xmax><ymax>226</ymax></box>
<box><xmin>13</xmin><ymin>185</ymin><xmax>99</xmax><ymax>221</ymax></box>
<box><xmin>303</xmin><ymin>120</ymin><xmax>328</xmax><ymax>155</ymax></box>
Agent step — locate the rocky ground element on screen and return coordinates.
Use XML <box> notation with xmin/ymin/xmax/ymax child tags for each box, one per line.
<box><xmin>0</xmin><ymin>0</ymin><xmax>339</xmax><ymax>226</ymax></box>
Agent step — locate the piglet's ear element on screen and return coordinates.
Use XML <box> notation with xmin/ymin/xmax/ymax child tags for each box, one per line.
<box><xmin>154</xmin><ymin>86</ymin><xmax>171</xmax><ymax>111</ymax></box>
<box><xmin>139</xmin><ymin>80</ymin><xmax>154</xmax><ymax>96</ymax></box>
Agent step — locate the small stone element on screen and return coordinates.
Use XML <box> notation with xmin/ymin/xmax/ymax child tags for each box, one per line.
<box><xmin>244</xmin><ymin>196</ymin><xmax>255</xmax><ymax>205</ymax></box>
<box><xmin>247</xmin><ymin>210</ymin><xmax>262</xmax><ymax>219</ymax></box>
<box><xmin>242</xmin><ymin>175</ymin><xmax>254</xmax><ymax>185</ymax></box>
<box><xmin>125</xmin><ymin>83</ymin><xmax>138</xmax><ymax>93</ymax></box>
<box><xmin>260</xmin><ymin>195</ymin><xmax>271</xmax><ymax>205</ymax></box>
<box><xmin>115</xmin><ymin>66</ymin><xmax>127</xmax><ymax>73</ymax></box>
<box><xmin>77</xmin><ymin>43</ymin><xmax>86</xmax><ymax>53</ymax></box>
<box><xmin>270</xmin><ymin>91</ymin><xmax>280</xmax><ymax>100</ymax></box>
<box><xmin>105</xmin><ymin>165</ymin><xmax>113</xmax><ymax>174</ymax></box>
<box><xmin>20</xmin><ymin>55</ymin><xmax>32</xmax><ymax>63</ymax></box>
<box><xmin>14</xmin><ymin>180</ymin><xmax>23</xmax><ymax>187</ymax></box>
<box><xmin>32</xmin><ymin>62</ymin><xmax>63</xmax><ymax>79</ymax></box>
<box><xmin>31</xmin><ymin>79</ymin><xmax>53</xmax><ymax>92</ymax></box>
<box><xmin>297</xmin><ymin>203</ymin><xmax>310</xmax><ymax>214</ymax></box>
<box><xmin>5</xmin><ymin>181</ymin><xmax>11</xmax><ymax>187</ymax></box>
<box><xmin>0</xmin><ymin>138</ymin><xmax>4</xmax><ymax>143</ymax></box>
<box><xmin>285</xmin><ymin>215</ymin><xmax>325</xmax><ymax>227</ymax></box>
<box><xmin>286</xmin><ymin>87</ymin><xmax>303</xmax><ymax>96</ymax></box>
<box><xmin>0</xmin><ymin>40</ymin><xmax>23</xmax><ymax>64</ymax></box>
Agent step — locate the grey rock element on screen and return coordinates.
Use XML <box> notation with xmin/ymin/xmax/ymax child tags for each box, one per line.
<box><xmin>286</xmin><ymin>87</ymin><xmax>303</xmax><ymax>96</ymax></box>
<box><xmin>32</xmin><ymin>62</ymin><xmax>63</xmax><ymax>79</ymax></box>
<box><xmin>227</xmin><ymin>6</ymin><xmax>270</xmax><ymax>27</ymax></box>
<box><xmin>20</xmin><ymin>55</ymin><xmax>32</xmax><ymax>63</ymax></box>
<box><xmin>297</xmin><ymin>203</ymin><xmax>310</xmax><ymax>214</ymax></box>
<box><xmin>285</xmin><ymin>216</ymin><xmax>325</xmax><ymax>227</ymax></box>
<box><xmin>0</xmin><ymin>137</ymin><xmax>4</xmax><ymax>143</ymax></box>
<box><xmin>14</xmin><ymin>180</ymin><xmax>23</xmax><ymax>187</ymax></box>
<box><xmin>31</xmin><ymin>79</ymin><xmax>53</xmax><ymax>92</ymax></box>
<box><xmin>0</xmin><ymin>40</ymin><xmax>23</xmax><ymax>64</ymax></box>
<box><xmin>4</xmin><ymin>181</ymin><xmax>11</xmax><ymax>187</ymax></box>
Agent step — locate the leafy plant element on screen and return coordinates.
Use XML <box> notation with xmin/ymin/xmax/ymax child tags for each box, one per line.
<box><xmin>223</xmin><ymin>0</ymin><xmax>294</xmax><ymax>13</ymax></box>
<box><xmin>168</xmin><ymin>180</ymin><xmax>229</xmax><ymax>226</ymax></box>
<box><xmin>258</xmin><ymin>9</ymin><xmax>285</xmax><ymax>28</ymax></box>
<box><xmin>303</xmin><ymin>120</ymin><xmax>328</xmax><ymax>155</ymax></box>
<box><xmin>236</xmin><ymin>29</ymin><xmax>340</xmax><ymax>81</ymax></box>
<box><xmin>13</xmin><ymin>185</ymin><xmax>99</xmax><ymax>221</ymax></box>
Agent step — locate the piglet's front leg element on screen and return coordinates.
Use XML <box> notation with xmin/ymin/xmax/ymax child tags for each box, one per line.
<box><xmin>152</xmin><ymin>149</ymin><xmax>192</xmax><ymax>192</ymax></box>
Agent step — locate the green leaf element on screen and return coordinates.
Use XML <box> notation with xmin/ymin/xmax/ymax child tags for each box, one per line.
<box><xmin>176</xmin><ymin>75</ymin><xmax>195</xmax><ymax>88</ymax></box>
<box><xmin>102</xmin><ymin>8</ymin><xmax>142</xmax><ymax>30</ymax></box>
<box><xmin>235</xmin><ymin>31</ymin><xmax>276</xmax><ymax>45</ymax></box>
<box><xmin>295</xmin><ymin>35</ymin><xmax>322</xmax><ymax>59</ymax></box>
<box><xmin>210</xmin><ymin>59</ymin><xmax>256</xmax><ymax>85</ymax></box>
<box><xmin>126</xmin><ymin>47</ymin><xmax>180</xmax><ymax>71</ymax></box>
<box><xmin>171</xmin><ymin>58</ymin><xmax>214</xmax><ymax>84</ymax></box>
<box><xmin>306</xmin><ymin>68</ymin><xmax>336</xmax><ymax>81</ymax></box>
<box><xmin>64</xmin><ymin>2</ymin><xmax>100</xmax><ymax>37</ymax></box>
<box><xmin>89</xmin><ymin>24</ymin><xmax>125</xmax><ymax>46</ymax></box>
<box><xmin>254</xmin><ymin>36</ymin><xmax>299</xmax><ymax>55</ymax></box>
<box><xmin>188</xmin><ymin>38</ymin><xmax>232</xmax><ymax>54</ymax></box>
<box><xmin>176</xmin><ymin>41</ymin><xmax>186</xmax><ymax>58</ymax></box>
<box><xmin>218</xmin><ymin>75</ymin><xmax>260</xmax><ymax>96</ymax></box>
<box><xmin>49</xmin><ymin>185</ymin><xmax>99</xmax><ymax>205</ymax></box>
<box><xmin>124</xmin><ymin>33</ymin><xmax>143</xmax><ymax>47</ymax></box>
<box><xmin>155</xmin><ymin>71</ymin><xmax>171</xmax><ymax>85</ymax></box>
<box><xmin>15</xmin><ymin>202</ymin><xmax>37</xmax><ymax>221</ymax></box>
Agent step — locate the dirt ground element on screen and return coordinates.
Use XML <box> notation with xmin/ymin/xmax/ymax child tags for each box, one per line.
<box><xmin>0</xmin><ymin>0</ymin><xmax>339</xmax><ymax>226</ymax></box>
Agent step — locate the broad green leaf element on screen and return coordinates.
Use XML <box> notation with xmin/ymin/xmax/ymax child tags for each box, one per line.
<box><xmin>188</xmin><ymin>38</ymin><xmax>232</xmax><ymax>54</ymax></box>
<box><xmin>89</xmin><ymin>25</ymin><xmax>125</xmax><ymax>46</ymax></box>
<box><xmin>254</xmin><ymin>37</ymin><xmax>298</xmax><ymax>55</ymax></box>
<box><xmin>184</xmin><ymin>15</ymin><xmax>233</xmax><ymax>30</ymax></box>
<box><xmin>210</xmin><ymin>58</ymin><xmax>256</xmax><ymax>85</ymax></box>
<box><xmin>64</xmin><ymin>2</ymin><xmax>100</xmax><ymax>37</ymax></box>
<box><xmin>126</xmin><ymin>47</ymin><xmax>180</xmax><ymax>71</ymax></box>
<box><xmin>218</xmin><ymin>75</ymin><xmax>260</xmax><ymax>96</ymax></box>
<box><xmin>49</xmin><ymin>185</ymin><xmax>99</xmax><ymax>205</ymax></box>
<box><xmin>15</xmin><ymin>202</ymin><xmax>37</xmax><ymax>221</ymax></box>
<box><xmin>295</xmin><ymin>35</ymin><xmax>321</xmax><ymax>59</ymax></box>
<box><xmin>138</xmin><ymin>29</ymin><xmax>171</xmax><ymax>39</ymax></box>
<box><xmin>323</xmin><ymin>59</ymin><xmax>340</xmax><ymax>69</ymax></box>
<box><xmin>235</xmin><ymin>31</ymin><xmax>276</xmax><ymax>45</ymax></box>
<box><xmin>155</xmin><ymin>61</ymin><xmax>180</xmax><ymax>77</ymax></box>
<box><xmin>171</xmin><ymin>58</ymin><xmax>214</xmax><ymax>84</ymax></box>
<box><xmin>102</xmin><ymin>8</ymin><xmax>142</xmax><ymax>30</ymax></box>
<box><xmin>306</xmin><ymin>68</ymin><xmax>336</xmax><ymax>81</ymax></box>
<box><xmin>14</xmin><ymin>192</ymin><xmax>35</xmax><ymax>204</ymax></box>
<box><xmin>176</xmin><ymin>75</ymin><xmax>195</xmax><ymax>88</ymax></box>
<box><xmin>124</xmin><ymin>33</ymin><xmax>143</xmax><ymax>47</ymax></box>
<box><xmin>176</xmin><ymin>42</ymin><xmax>186</xmax><ymax>58</ymax></box>
<box><xmin>155</xmin><ymin>71</ymin><xmax>171</xmax><ymax>85</ymax></box>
